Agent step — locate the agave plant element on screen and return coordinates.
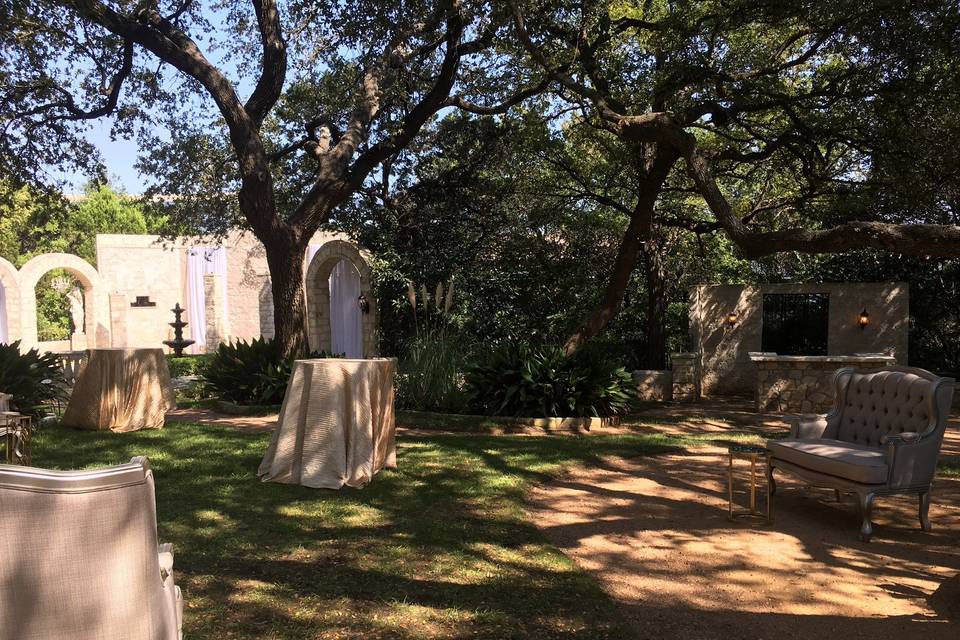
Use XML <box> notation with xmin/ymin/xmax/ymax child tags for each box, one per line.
<box><xmin>0</xmin><ymin>341</ymin><xmax>67</xmax><ymax>416</ymax></box>
<box><xmin>201</xmin><ymin>337</ymin><xmax>339</xmax><ymax>405</ymax></box>
<box><xmin>464</xmin><ymin>343</ymin><xmax>636</xmax><ymax>418</ymax></box>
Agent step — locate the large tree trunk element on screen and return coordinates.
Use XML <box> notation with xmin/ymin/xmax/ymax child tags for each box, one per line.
<box><xmin>263</xmin><ymin>231</ymin><xmax>309</xmax><ymax>358</ymax></box>
<box><xmin>640</xmin><ymin>235</ymin><xmax>669</xmax><ymax>369</ymax></box>
<box><xmin>563</xmin><ymin>148</ymin><xmax>678</xmax><ymax>356</ymax></box>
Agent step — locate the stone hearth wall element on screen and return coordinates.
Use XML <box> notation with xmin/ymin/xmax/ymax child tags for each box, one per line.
<box><xmin>754</xmin><ymin>355</ymin><xmax>896</xmax><ymax>413</ymax></box>
<box><xmin>689</xmin><ymin>282</ymin><xmax>909</xmax><ymax>397</ymax></box>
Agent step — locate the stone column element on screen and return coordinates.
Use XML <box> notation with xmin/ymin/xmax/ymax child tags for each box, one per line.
<box><xmin>670</xmin><ymin>352</ymin><xmax>700</xmax><ymax>402</ymax></box>
<box><xmin>204</xmin><ymin>273</ymin><xmax>229</xmax><ymax>351</ymax></box>
<box><xmin>108</xmin><ymin>293</ymin><xmax>128</xmax><ymax>348</ymax></box>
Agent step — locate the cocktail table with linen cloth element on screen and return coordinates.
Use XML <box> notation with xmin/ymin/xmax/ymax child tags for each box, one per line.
<box><xmin>61</xmin><ymin>348</ymin><xmax>177</xmax><ymax>432</ymax></box>
<box><xmin>258</xmin><ymin>358</ymin><xmax>397</xmax><ymax>489</ymax></box>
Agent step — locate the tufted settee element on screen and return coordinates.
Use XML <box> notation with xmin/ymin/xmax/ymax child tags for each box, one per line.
<box><xmin>766</xmin><ymin>366</ymin><xmax>955</xmax><ymax>541</ymax></box>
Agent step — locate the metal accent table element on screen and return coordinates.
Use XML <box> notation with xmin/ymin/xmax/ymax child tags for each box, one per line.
<box><xmin>727</xmin><ymin>444</ymin><xmax>772</xmax><ymax>523</ymax></box>
<box><xmin>1</xmin><ymin>412</ymin><xmax>33</xmax><ymax>465</ymax></box>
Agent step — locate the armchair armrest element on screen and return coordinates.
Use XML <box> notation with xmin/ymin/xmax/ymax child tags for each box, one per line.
<box><xmin>158</xmin><ymin>542</ymin><xmax>183</xmax><ymax>639</ymax></box>
<box><xmin>880</xmin><ymin>432</ymin><xmax>921</xmax><ymax>446</ymax></box>
<box><xmin>158</xmin><ymin>542</ymin><xmax>174</xmax><ymax>582</ymax></box>
<box><xmin>882</xmin><ymin>431</ymin><xmax>939</xmax><ymax>489</ymax></box>
<box><xmin>787</xmin><ymin>414</ymin><xmax>829</xmax><ymax>439</ymax></box>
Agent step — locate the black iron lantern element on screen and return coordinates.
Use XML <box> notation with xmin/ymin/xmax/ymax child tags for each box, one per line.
<box><xmin>357</xmin><ymin>294</ymin><xmax>370</xmax><ymax>314</ymax></box>
<box><xmin>858</xmin><ymin>308</ymin><xmax>870</xmax><ymax>330</ymax></box>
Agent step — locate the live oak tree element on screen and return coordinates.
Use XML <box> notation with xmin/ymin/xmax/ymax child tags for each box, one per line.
<box><xmin>0</xmin><ymin>0</ymin><xmax>537</xmax><ymax>357</ymax></box>
<box><xmin>506</xmin><ymin>0</ymin><xmax>960</xmax><ymax>354</ymax></box>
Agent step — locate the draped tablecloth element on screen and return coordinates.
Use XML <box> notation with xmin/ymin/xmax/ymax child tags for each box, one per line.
<box><xmin>62</xmin><ymin>348</ymin><xmax>176</xmax><ymax>432</ymax></box>
<box><xmin>258</xmin><ymin>358</ymin><xmax>397</xmax><ymax>489</ymax></box>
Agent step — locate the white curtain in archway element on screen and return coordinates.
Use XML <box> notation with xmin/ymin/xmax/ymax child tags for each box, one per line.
<box><xmin>329</xmin><ymin>260</ymin><xmax>363</xmax><ymax>358</ymax></box>
<box><xmin>186</xmin><ymin>247</ymin><xmax>227</xmax><ymax>353</ymax></box>
<box><xmin>0</xmin><ymin>284</ymin><xmax>7</xmax><ymax>344</ymax></box>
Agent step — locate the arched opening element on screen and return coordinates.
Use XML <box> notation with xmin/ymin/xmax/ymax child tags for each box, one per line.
<box><xmin>328</xmin><ymin>260</ymin><xmax>363</xmax><ymax>358</ymax></box>
<box><xmin>18</xmin><ymin>253</ymin><xmax>108</xmax><ymax>351</ymax></box>
<box><xmin>35</xmin><ymin>270</ymin><xmax>83</xmax><ymax>342</ymax></box>
<box><xmin>304</xmin><ymin>240</ymin><xmax>378</xmax><ymax>357</ymax></box>
<box><xmin>0</xmin><ymin>257</ymin><xmax>20</xmax><ymax>344</ymax></box>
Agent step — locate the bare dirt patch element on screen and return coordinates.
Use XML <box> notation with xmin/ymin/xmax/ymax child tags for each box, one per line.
<box><xmin>528</xmin><ymin>446</ymin><xmax>960</xmax><ymax>639</ymax></box>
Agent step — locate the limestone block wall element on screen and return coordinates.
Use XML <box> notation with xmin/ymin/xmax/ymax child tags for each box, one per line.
<box><xmin>752</xmin><ymin>354</ymin><xmax>897</xmax><ymax>413</ymax></box>
<box><xmin>96</xmin><ymin>229</ymin><xmax>359</xmax><ymax>352</ymax></box>
<box><xmin>633</xmin><ymin>370</ymin><xmax>673</xmax><ymax>402</ymax></box>
<box><xmin>690</xmin><ymin>282</ymin><xmax>909</xmax><ymax>397</ymax></box>
<box><xmin>96</xmin><ymin>235</ymin><xmax>183</xmax><ymax>348</ymax></box>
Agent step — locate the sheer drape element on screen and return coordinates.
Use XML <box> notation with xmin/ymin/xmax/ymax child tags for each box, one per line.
<box><xmin>329</xmin><ymin>260</ymin><xmax>363</xmax><ymax>358</ymax></box>
<box><xmin>186</xmin><ymin>247</ymin><xmax>227</xmax><ymax>353</ymax></box>
<box><xmin>0</xmin><ymin>285</ymin><xmax>7</xmax><ymax>344</ymax></box>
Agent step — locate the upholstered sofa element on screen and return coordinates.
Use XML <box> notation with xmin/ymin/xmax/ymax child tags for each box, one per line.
<box><xmin>0</xmin><ymin>456</ymin><xmax>183</xmax><ymax>639</ymax></box>
<box><xmin>767</xmin><ymin>366</ymin><xmax>955</xmax><ymax>541</ymax></box>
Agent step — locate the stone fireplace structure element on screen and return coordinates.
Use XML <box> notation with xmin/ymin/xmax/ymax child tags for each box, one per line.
<box><xmin>683</xmin><ymin>282</ymin><xmax>909</xmax><ymax>413</ymax></box>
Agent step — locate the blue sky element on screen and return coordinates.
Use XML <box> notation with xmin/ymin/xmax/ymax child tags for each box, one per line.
<box><xmin>71</xmin><ymin>118</ymin><xmax>145</xmax><ymax>194</ymax></box>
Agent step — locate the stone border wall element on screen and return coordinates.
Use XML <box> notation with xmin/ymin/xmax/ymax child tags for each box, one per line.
<box><xmin>633</xmin><ymin>370</ymin><xmax>673</xmax><ymax>401</ymax></box>
<box><xmin>752</xmin><ymin>354</ymin><xmax>896</xmax><ymax>413</ymax></box>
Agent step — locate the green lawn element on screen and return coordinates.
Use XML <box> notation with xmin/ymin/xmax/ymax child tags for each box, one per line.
<box><xmin>33</xmin><ymin>422</ymin><xmax>687</xmax><ymax>639</ymax></box>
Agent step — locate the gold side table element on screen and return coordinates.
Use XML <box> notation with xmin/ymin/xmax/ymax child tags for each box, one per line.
<box><xmin>1</xmin><ymin>412</ymin><xmax>33</xmax><ymax>466</ymax></box>
<box><xmin>727</xmin><ymin>444</ymin><xmax>772</xmax><ymax>523</ymax></box>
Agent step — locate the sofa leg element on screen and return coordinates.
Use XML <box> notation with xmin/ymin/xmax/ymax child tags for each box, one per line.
<box><xmin>919</xmin><ymin>491</ymin><xmax>932</xmax><ymax>532</ymax></box>
<box><xmin>857</xmin><ymin>492</ymin><xmax>875</xmax><ymax>542</ymax></box>
<box><xmin>834</xmin><ymin>489</ymin><xmax>842</xmax><ymax>503</ymax></box>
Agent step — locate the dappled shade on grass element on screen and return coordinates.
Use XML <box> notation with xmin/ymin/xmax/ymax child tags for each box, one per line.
<box><xmin>33</xmin><ymin>423</ymin><xmax>681</xmax><ymax>639</ymax></box>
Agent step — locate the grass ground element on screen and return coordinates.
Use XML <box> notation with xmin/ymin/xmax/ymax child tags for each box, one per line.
<box><xmin>34</xmin><ymin>422</ymin><xmax>689</xmax><ymax>640</ymax></box>
<box><xmin>30</xmin><ymin>420</ymin><xmax>959</xmax><ymax>639</ymax></box>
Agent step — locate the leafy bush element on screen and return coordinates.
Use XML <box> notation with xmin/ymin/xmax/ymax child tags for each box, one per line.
<box><xmin>201</xmin><ymin>338</ymin><xmax>338</xmax><ymax>405</ymax></box>
<box><xmin>397</xmin><ymin>330</ymin><xmax>470</xmax><ymax>412</ymax></box>
<box><xmin>0</xmin><ymin>341</ymin><xmax>67</xmax><ymax>415</ymax></box>
<box><xmin>166</xmin><ymin>354</ymin><xmax>214</xmax><ymax>378</ymax></box>
<box><xmin>464</xmin><ymin>343</ymin><xmax>635</xmax><ymax>418</ymax></box>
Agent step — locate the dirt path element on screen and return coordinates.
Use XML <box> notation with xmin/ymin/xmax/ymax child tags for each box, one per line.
<box><xmin>527</xmin><ymin>447</ymin><xmax>960</xmax><ymax>639</ymax></box>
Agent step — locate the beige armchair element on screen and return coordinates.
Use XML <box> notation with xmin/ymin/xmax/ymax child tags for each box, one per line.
<box><xmin>767</xmin><ymin>366</ymin><xmax>955</xmax><ymax>541</ymax></box>
<box><xmin>0</xmin><ymin>456</ymin><xmax>183</xmax><ymax>639</ymax></box>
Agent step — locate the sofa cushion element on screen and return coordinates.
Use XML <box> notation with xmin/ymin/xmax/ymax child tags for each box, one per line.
<box><xmin>768</xmin><ymin>438</ymin><xmax>888</xmax><ymax>485</ymax></box>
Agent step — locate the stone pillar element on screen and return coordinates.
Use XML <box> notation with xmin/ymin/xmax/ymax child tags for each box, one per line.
<box><xmin>670</xmin><ymin>352</ymin><xmax>700</xmax><ymax>402</ymax></box>
<box><xmin>204</xmin><ymin>273</ymin><xmax>229</xmax><ymax>351</ymax></box>
<box><xmin>108</xmin><ymin>293</ymin><xmax>128</xmax><ymax>348</ymax></box>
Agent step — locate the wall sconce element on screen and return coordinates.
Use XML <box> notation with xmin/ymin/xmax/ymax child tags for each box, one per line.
<box><xmin>726</xmin><ymin>311</ymin><xmax>738</xmax><ymax>327</ymax></box>
<box><xmin>357</xmin><ymin>294</ymin><xmax>370</xmax><ymax>315</ymax></box>
<box><xmin>858</xmin><ymin>308</ymin><xmax>870</xmax><ymax>330</ymax></box>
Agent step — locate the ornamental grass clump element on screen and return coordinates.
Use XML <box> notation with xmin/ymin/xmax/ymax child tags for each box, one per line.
<box><xmin>397</xmin><ymin>278</ymin><xmax>469</xmax><ymax>412</ymax></box>
<box><xmin>464</xmin><ymin>343</ymin><xmax>635</xmax><ymax>418</ymax></box>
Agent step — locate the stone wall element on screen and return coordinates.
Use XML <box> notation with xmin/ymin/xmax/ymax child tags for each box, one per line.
<box><xmin>689</xmin><ymin>282</ymin><xmax>909</xmax><ymax>397</ymax></box>
<box><xmin>752</xmin><ymin>354</ymin><xmax>897</xmax><ymax>413</ymax></box>
<box><xmin>633</xmin><ymin>370</ymin><xmax>673</xmax><ymax>402</ymax></box>
<box><xmin>95</xmin><ymin>230</ymin><xmax>365</xmax><ymax>353</ymax></box>
<box><xmin>671</xmin><ymin>353</ymin><xmax>699</xmax><ymax>402</ymax></box>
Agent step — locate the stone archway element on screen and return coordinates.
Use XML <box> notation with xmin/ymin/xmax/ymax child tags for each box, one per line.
<box><xmin>0</xmin><ymin>257</ymin><xmax>21</xmax><ymax>344</ymax></box>
<box><xmin>305</xmin><ymin>240</ymin><xmax>378</xmax><ymax>356</ymax></box>
<box><xmin>18</xmin><ymin>253</ymin><xmax>110</xmax><ymax>350</ymax></box>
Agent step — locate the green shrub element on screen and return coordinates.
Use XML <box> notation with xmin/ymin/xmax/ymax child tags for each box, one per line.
<box><xmin>464</xmin><ymin>343</ymin><xmax>635</xmax><ymax>418</ymax></box>
<box><xmin>201</xmin><ymin>338</ymin><xmax>338</xmax><ymax>405</ymax></box>
<box><xmin>0</xmin><ymin>341</ymin><xmax>67</xmax><ymax>415</ymax></box>
<box><xmin>166</xmin><ymin>354</ymin><xmax>214</xmax><ymax>378</ymax></box>
<box><xmin>397</xmin><ymin>330</ymin><xmax>470</xmax><ymax>412</ymax></box>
